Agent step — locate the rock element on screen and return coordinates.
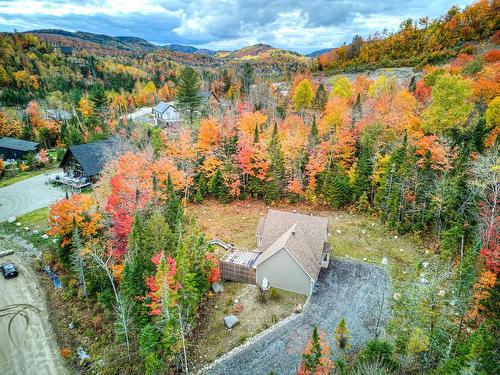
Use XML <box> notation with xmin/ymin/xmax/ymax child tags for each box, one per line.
<box><xmin>361</xmin><ymin>230</ymin><xmax>366</xmax><ymax>234</ymax></box>
<box><xmin>438</xmin><ymin>290</ymin><xmax>446</xmax><ymax>296</ymax></box>
<box><xmin>233</xmin><ymin>299</ymin><xmax>239</xmax><ymax>304</ymax></box>
<box><xmin>328</xmin><ymin>233</ymin><xmax>331</xmax><ymax>237</ymax></box>
<box><xmin>41</xmin><ymin>234</ymin><xmax>49</xmax><ymax>239</ymax></box>
<box><xmin>16</xmin><ymin>222</ymin><xmax>21</xmax><ymax>226</ymax></box>
<box><xmin>381</xmin><ymin>257</ymin><xmax>389</xmax><ymax>265</ymax></box>
<box><xmin>52</xmin><ymin>239</ymin><xmax>58</xmax><ymax>244</ymax></box>
<box><xmin>400</xmin><ymin>248</ymin><xmax>404</xmax><ymax>252</ymax></box>
<box><xmin>24</xmin><ymin>227</ymin><xmax>30</xmax><ymax>231</ymax></box>
<box><xmin>224</xmin><ymin>315</ymin><xmax>239</xmax><ymax>329</ymax></box>
<box><xmin>419</xmin><ymin>277</ymin><xmax>427</xmax><ymax>284</ymax></box>
<box><xmin>32</xmin><ymin>229</ymin><xmax>39</xmax><ymax>234</ymax></box>
<box><xmin>422</xmin><ymin>261</ymin><xmax>429</xmax><ymax>269</ymax></box>
<box><xmin>363</xmin><ymin>257</ymin><xmax>368</xmax><ymax>261</ymax></box>
<box><xmin>394</xmin><ymin>235</ymin><xmax>398</xmax><ymax>239</ymax></box>
<box><xmin>293</xmin><ymin>304</ymin><xmax>303</xmax><ymax>314</ymax></box>
<box><xmin>425</xmin><ymin>250</ymin><xmax>429</xmax><ymax>255</ymax></box>
<box><xmin>68</xmin><ymin>321</ymin><xmax>75</xmax><ymax>330</ymax></box>
<box><xmin>336</xmin><ymin>230</ymin><xmax>341</xmax><ymax>234</ymax></box>
<box><xmin>371</xmin><ymin>223</ymin><xmax>375</xmax><ymax>226</ymax></box>
<box><xmin>211</xmin><ymin>283</ymin><xmax>224</xmax><ymax>293</ymax></box>
<box><xmin>7</xmin><ymin>216</ymin><xmax>16</xmax><ymax>223</ymax></box>
<box><xmin>393</xmin><ymin>292</ymin><xmax>401</xmax><ymax>300</ymax></box>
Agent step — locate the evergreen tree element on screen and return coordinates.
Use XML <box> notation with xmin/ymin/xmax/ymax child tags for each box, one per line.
<box><xmin>89</xmin><ymin>84</ymin><xmax>107</xmax><ymax>112</ymax></box>
<box><xmin>240</xmin><ymin>62</ymin><xmax>254</xmax><ymax>95</ymax></box>
<box><xmin>409</xmin><ymin>76</ymin><xmax>417</xmax><ymax>92</ymax></box>
<box><xmin>352</xmin><ymin>142</ymin><xmax>373</xmax><ymax>201</ymax></box>
<box><xmin>268</xmin><ymin>122</ymin><xmax>285</xmax><ymax>188</ymax></box>
<box><xmin>164</xmin><ymin>175</ymin><xmax>183</xmax><ymax>232</ymax></box>
<box><xmin>253</xmin><ymin>123</ymin><xmax>260</xmax><ymax>144</ymax></box>
<box><xmin>351</xmin><ymin>93</ymin><xmax>363</xmax><ymax>124</ymax></box>
<box><xmin>208</xmin><ymin>169</ymin><xmax>230</xmax><ymax>203</ymax></box>
<box><xmin>335</xmin><ymin>318</ymin><xmax>350</xmax><ymax>350</ymax></box>
<box><xmin>302</xmin><ymin>327</ymin><xmax>322</xmax><ymax>372</ymax></box>
<box><xmin>176</xmin><ymin>67</ymin><xmax>202</xmax><ymax>125</ymax></box>
<box><xmin>308</xmin><ymin>116</ymin><xmax>320</xmax><ymax>148</ymax></box>
<box><xmin>312</xmin><ymin>83</ymin><xmax>327</xmax><ymax>111</ymax></box>
<box><xmin>321</xmin><ymin>165</ymin><xmax>352</xmax><ymax>209</ymax></box>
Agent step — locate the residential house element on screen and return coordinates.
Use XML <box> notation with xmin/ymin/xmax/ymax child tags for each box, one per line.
<box><xmin>152</xmin><ymin>101</ymin><xmax>181</xmax><ymax>126</ymax></box>
<box><xmin>0</xmin><ymin>137</ymin><xmax>39</xmax><ymax>161</ymax></box>
<box><xmin>59</xmin><ymin>139</ymin><xmax>125</xmax><ymax>183</ymax></box>
<box><xmin>220</xmin><ymin>209</ymin><xmax>331</xmax><ymax>296</ymax></box>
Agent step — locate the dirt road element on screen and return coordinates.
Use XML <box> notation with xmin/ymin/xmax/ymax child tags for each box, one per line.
<box><xmin>0</xmin><ymin>250</ymin><xmax>67</xmax><ymax>375</ymax></box>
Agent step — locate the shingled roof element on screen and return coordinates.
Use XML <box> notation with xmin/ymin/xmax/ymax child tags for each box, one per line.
<box><xmin>153</xmin><ymin>101</ymin><xmax>176</xmax><ymax>114</ymax></box>
<box><xmin>255</xmin><ymin>210</ymin><xmax>329</xmax><ymax>281</ymax></box>
<box><xmin>60</xmin><ymin>139</ymin><xmax>124</xmax><ymax>178</ymax></box>
<box><xmin>0</xmin><ymin>137</ymin><xmax>39</xmax><ymax>152</ymax></box>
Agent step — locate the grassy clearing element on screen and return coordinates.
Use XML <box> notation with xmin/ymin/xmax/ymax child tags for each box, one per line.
<box><xmin>0</xmin><ymin>207</ymin><xmax>52</xmax><ymax>250</ymax></box>
<box><xmin>190</xmin><ymin>282</ymin><xmax>306</xmax><ymax>370</ymax></box>
<box><xmin>0</xmin><ymin>165</ymin><xmax>58</xmax><ymax>188</ymax></box>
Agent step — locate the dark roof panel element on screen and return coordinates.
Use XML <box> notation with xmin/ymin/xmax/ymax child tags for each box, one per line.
<box><xmin>60</xmin><ymin>139</ymin><xmax>125</xmax><ymax>177</ymax></box>
<box><xmin>0</xmin><ymin>137</ymin><xmax>39</xmax><ymax>152</ymax></box>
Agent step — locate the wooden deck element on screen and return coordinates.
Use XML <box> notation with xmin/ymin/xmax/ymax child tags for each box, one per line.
<box><xmin>46</xmin><ymin>172</ymin><xmax>91</xmax><ymax>189</ymax></box>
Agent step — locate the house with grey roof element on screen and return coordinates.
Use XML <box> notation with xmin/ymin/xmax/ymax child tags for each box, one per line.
<box><xmin>0</xmin><ymin>137</ymin><xmax>39</xmax><ymax>161</ymax></box>
<box><xmin>58</xmin><ymin>139</ymin><xmax>126</xmax><ymax>182</ymax></box>
<box><xmin>152</xmin><ymin>101</ymin><xmax>181</xmax><ymax>125</ymax></box>
<box><xmin>219</xmin><ymin>209</ymin><xmax>331</xmax><ymax>296</ymax></box>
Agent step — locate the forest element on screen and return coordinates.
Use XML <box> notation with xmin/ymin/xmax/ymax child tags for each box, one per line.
<box><xmin>0</xmin><ymin>0</ymin><xmax>499</xmax><ymax>374</ymax></box>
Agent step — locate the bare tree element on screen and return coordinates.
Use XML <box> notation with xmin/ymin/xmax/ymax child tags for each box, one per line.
<box><xmin>90</xmin><ymin>244</ymin><xmax>131</xmax><ymax>360</ymax></box>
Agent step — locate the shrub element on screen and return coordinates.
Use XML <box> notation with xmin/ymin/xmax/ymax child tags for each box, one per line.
<box><xmin>483</xmin><ymin>50</ymin><xmax>500</xmax><ymax>64</ymax></box>
<box><xmin>358</xmin><ymin>339</ymin><xmax>400</xmax><ymax>372</ymax></box>
<box><xmin>269</xmin><ymin>288</ymin><xmax>281</xmax><ymax>300</ymax></box>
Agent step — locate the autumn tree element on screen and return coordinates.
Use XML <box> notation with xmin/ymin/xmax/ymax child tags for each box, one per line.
<box><xmin>330</xmin><ymin>76</ymin><xmax>353</xmax><ymax>99</ymax></box>
<box><xmin>424</xmin><ymin>74</ymin><xmax>473</xmax><ymax>136</ymax></box>
<box><xmin>293</xmin><ymin>79</ymin><xmax>314</xmax><ymax>112</ymax></box>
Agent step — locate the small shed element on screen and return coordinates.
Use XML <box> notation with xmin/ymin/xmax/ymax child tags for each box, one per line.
<box><xmin>0</xmin><ymin>137</ymin><xmax>39</xmax><ymax>160</ymax></box>
<box><xmin>152</xmin><ymin>101</ymin><xmax>181</xmax><ymax>125</ymax></box>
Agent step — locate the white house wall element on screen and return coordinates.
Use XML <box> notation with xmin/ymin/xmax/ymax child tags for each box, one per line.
<box><xmin>256</xmin><ymin>247</ymin><xmax>313</xmax><ymax>296</ymax></box>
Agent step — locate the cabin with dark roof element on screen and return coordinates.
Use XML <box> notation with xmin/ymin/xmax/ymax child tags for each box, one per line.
<box><xmin>59</xmin><ymin>139</ymin><xmax>124</xmax><ymax>182</ymax></box>
<box><xmin>0</xmin><ymin>137</ymin><xmax>39</xmax><ymax>161</ymax></box>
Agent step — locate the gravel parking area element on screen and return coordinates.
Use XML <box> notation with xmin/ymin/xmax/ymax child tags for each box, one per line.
<box><xmin>202</xmin><ymin>259</ymin><xmax>391</xmax><ymax>375</ymax></box>
<box><xmin>0</xmin><ymin>173</ymin><xmax>66</xmax><ymax>222</ymax></box>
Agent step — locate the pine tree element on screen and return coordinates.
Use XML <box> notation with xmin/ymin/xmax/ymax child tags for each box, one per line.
<box><xmin>308</xmin><ymin>116</ymin><xmax>320</xmax><ymax>148</ymax></box>
<box><xmin>268</xmin><ymin>122</ymin><xmax>285</xmax><ymax>189</ymax></box>
<box><xmin>312</xmin><ymin>83</ymin><xmax>327</xmax><ymax>111</ymax></box>
<box><xmin>208</xmin><ymin>169</ymin><xmax>230</xmax><ymax>203</ymax></box>
<box><xmin>351</xmin><ymin>93</ymin><xmax>363</xmax><ymax>124</ymax></box>
<box><xmin>89</xmin><ymin>84</ymin><xmax>107</xmax><ymax>112</ymax></box>
<box><xmin>321</xmin><ymin>165</ymin><xmax>352</xmax><ymax>209</ymax></box>
<box><xmin>240</xmin><ymin>62</ymin><xmax>254</xmax><ymax>95</ymax></box>
<box><xmin>352</xmin><ymin>143</ymin><xmax>373</xmax><ymax>201</ymax></box>
<box><xmin>335</xmin><ymin>318</ymin><xmax>350</xmax><ymax>350</ymax></box>
<box><xmin>253</xmin><ymin>123</ymin><xmax>260</xmax><ymax>143</ymax></box>
<box><xmin>302</xmin><ymin>327</ymin><xmax>322</xmax><ymax>372</ymax></box>
<box><xmin>176</xmin><ymin>67</ymin><xmax>202</xmax><ymax>125</ymax></box>
<box><xmin>164</xmin><ymin>175</ymin><xmax>183</xmax><ymax>233</ymax></box>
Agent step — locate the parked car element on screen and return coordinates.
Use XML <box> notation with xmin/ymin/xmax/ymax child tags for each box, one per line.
<box><xmin>1</xmin><ymin>262</ymin><xmax>18</xmax><ymax>279</ymax></box>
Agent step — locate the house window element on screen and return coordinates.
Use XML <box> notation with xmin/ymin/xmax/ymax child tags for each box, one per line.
<box><xmin>323</xmin><ymin>254</ymin><xmax>328</xmax><ymax>262</ymax></box>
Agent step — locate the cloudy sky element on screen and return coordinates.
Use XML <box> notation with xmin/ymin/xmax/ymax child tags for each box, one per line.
<box><xmin>0</xmin><ymin>0</ymin><xmax>476</xmax><ymax>54</ymax></box>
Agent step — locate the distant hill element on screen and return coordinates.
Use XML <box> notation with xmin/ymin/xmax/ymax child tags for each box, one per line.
<box><xmin>307</xmin><ymin>48</ymin><xmax>333</xmax><ymax>57</ymax></box>
<box><xmin>28</xmin><ymin>29</ymin><xmax>157</xmax><ymax>52</ymax></box>
<box><xmin>164</xmin><ymin>44</ymin><xmax>216</xmax><ymax>56</ymax></box>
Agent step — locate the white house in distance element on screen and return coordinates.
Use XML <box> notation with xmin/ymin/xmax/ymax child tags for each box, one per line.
<box><xmin>152</xmin><ymin>101</ymin><xmax>181</xmax><ymax>125</ymax></box>
<box><xmin>219</xmin><ymin>209</ymin><xmax>331</xmax><ymax>296</ymax></box>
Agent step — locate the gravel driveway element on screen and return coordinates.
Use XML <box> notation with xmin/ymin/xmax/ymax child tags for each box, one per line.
<box><xmin>0</xmin><ymin>236</ymin><xmax>67</xmax><ymax>374</ymax></box>
<box><xmin>203</xmin><ymin>259</ymin><xmax>391</xmax><ymax>375</ymax></box>
<box><xmin>0</xmin><ymin>173</ymin><xmax>66</xmax><ymax>221</ymax></box>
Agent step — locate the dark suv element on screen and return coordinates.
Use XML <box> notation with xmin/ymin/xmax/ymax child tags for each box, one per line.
<box><xmin>1</xmin><ymin>262</ymin><xmax>18</xmax><ymax>279</ymax></box>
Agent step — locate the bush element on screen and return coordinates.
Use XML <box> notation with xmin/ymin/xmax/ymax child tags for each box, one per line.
<box><xmin>358</xmin><ymin>339</ymin><xmax>400</xmax><ymax>372</ymax></box>
<box><xmin>269</xmin><ymin>288</ymin><xmax>281</xmax><ymax>301</ymax></box>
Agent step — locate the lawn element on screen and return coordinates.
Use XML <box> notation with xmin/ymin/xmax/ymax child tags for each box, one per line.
<box><xmin>0</xmin><ymin>165</ymin><xmax>58</xmax><ymax>188</ymax></box>
<box><xmin>189</xmin><ymin>282</ymin><xmax>306</xmax><ymax>371</ymax></box>
<box><xmin>0</xmin><ymin>207</ymin><xmax>52</xmax><ymax>250</ymax></box>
